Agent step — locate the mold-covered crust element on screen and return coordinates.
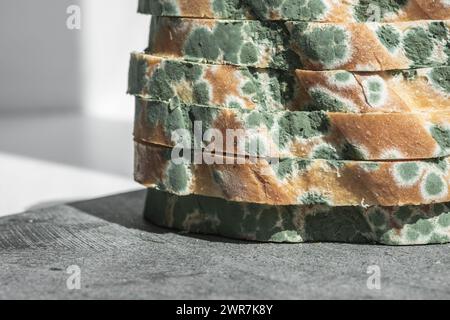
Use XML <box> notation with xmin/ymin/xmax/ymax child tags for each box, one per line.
<box><xmin>138</xmin><ymin>0</ymin><xmax>450</xmax><ymax>23</ymax></box>
<box><xmin>129</xmin><ymin>52</ymin><xmax>450</xmax><ymax>113</ymax></box>
<box><xmin>135</xmin><ymin>141</ymin><xmax>450</xmax><ymax>207</ymax></box>
<box><xmin>148</xmin><ymin>17</ymin><xmax>450</xmax><ymax>71</ymax></box>
<box><xmin>147</xmin><ymin>17</ymin><xmax>302</xmax><ymax>71</ymax></box>
<box><xmin>296</xmin><ymin>67</ymin><xmax>450</xmax><ymax>113</ymax></box>
<box><xmin>128</xmin><ymin>52</ymin><xmax>300</xmax><ymax>111</ymax></box>
<box><xmin>134</xmin><ymin>98</ymin><xmax>450</xmax><ymax>161</ymax></box>
<box><xmin>145</xmin><ymin>188</ymin><xmax>450</xmax><ymax>245</ymax></box>
<box><xmin>287</xmin><ymin>20</ymin><xmax>450</xmax><ymax>71</ymax></box>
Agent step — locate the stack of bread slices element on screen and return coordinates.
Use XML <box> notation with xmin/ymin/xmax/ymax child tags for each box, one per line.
<box><xmin>129</xmin><ymin>0</ymin><xmax>450</xmax><ymax>245</ymax></box>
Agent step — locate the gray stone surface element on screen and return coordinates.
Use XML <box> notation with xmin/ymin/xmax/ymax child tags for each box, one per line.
<box><xmin>0</xmin><ymin>190</ymin><xmax>449</xmax><ymax>300</ymax></box>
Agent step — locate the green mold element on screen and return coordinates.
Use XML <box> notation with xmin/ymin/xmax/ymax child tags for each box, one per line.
<box><xmin>292</xmin><ymin>24</ymin><xmax>349</xmax><ymax>68</ymax></box>
<box><xmin>342</xmin><ymin>143</ymin><xmax>368</xmax><ymax>162</ymax></box>
<box><xmin>144</xmin><ymin>100</ymin><xmax>188</xmax><ymax>141</ymax></box>
<box><xmin>429</xmin><ymin>67</ymin><xmax>450</xmax><ymax>94</ymax></box>
<box><xmin>140</xmin><ymin>0</ymin><xmax>445</xmax><ymax>23</ymax></box>
<box><xmin>212</xmin><ymin>0</ymin><xmax>241</xmax><ymax>19</ymax></box>
<box><xmin>299</xmin><ymin>192</ymin><xmax>331</xmax><ymax>205</ymax></box>
<box><xmin>305</xmin><ymin>211</ymin><xmax>367</xmax><ymax>243</ymax></box>
<box><xmin>353</xmin><ymin>0</ymin><xmax>408</xmax><ymax>22</ymax></box>
<box><xmin>429</xmin><ymin>21</ymin><xmax>449</xmax><ymax>40</ymax></box>
<box><xmin>275</xmin><ymin>158</ymin><xmax>296</xmax><ymax>180</ymax></box>
<box><xmin>213</xmin><ymin>23</ymin><xmax>244</xmax><ymax>63</ymax></box>
<box><xmin>192</xmin><ymin>82</ymin><xmax>211</xmax><ymax>106</ymax></box>
<box><xmin>277</xmin><ymin>110</ymin><xmax>330</xmax><ymax>147</ymax></box>
<box><xmin>245</xmin><ymin>111</ymin><xmax>274</xmax><ymax>128</ymax></box>
<box><xmin>127</xmin><ymin>55</ymin><xmax>148</xmax><ymax>96</ymax></box>
<box><xmin>135</xmin><ymin>98</ymin><xmax>450</xmax><ymax>161</ymax></box>
<box><xmin>244</xmin><ymin>0</ymin><xmax>327</xmax><ymax>21</ymax></box>
<box><xmin>376</xmin><ymin>25</ymin><xmax>401</xmax><ymax>51</ymax></box>
<box><xmin>166</xmin><ymin>163</ymin><xmax>190</xmax><ymax>193</ymax></box>
<box><xmin>430</xmin><ymin>125</ymin><xmax>450</xmax><ymax>154</ymax></box>
<box><xmin>184</xmin><ymin>28</ymin><xmax>221</xmax><ymax>61</ymax></box>
<box><xmin>128</xmin><ymin>53</ymin><xmax>298</xmax><ymax>111</ymax></box>
<box><xmin>410</xmin><ymin>219</ymin><xmax>434</xmax><ymax>236</ymax></box>
<box><xmin>147</xmin><ymin>68</ymin><xmax>176</xmax><ymax>102</ymax></box>
<box><xmin>270</xmin><ymin>231</ymin><xmax>302</xmax><ymax>243</ymax></box>
<box><xmin>423</xmin><ymin>173</ymin><xmax>446</xmax><ymax>197</ymax></box>
<box><xmin>239</xmin><ymin>42</ymin><xmax>259</xmax><ymax>64</ymax></box>
<box><xmin>364</xmin><ymin>76</ymin><xmax>386</xmax><ymax>106</ymax></box>
<box><xmin>149</xmin><ymin>18</ymin><xmax>450</xmax><ymax>71</ymax></box>
<box><xmin>139</xmin><ymin>0</ymin><xmax>179</xmax><ymax>16</ymax></box>
<box><xmin>164</xmin><ymin>60</ymin><xmax>185</xmax><ymax>82</ymax></box>
<box><xmin>394</xmin><ymin>206</ymin><xmax>413</xmax><ymax>222</ymax></box>
<box><xmin>334</xmin><ymin>71</ymin><xmax>352</xmax><ymax>83</ymax></box>
<box><xmin>438</xmin><ymin>213</ymin><xmax>450</xmax><ymax>227</ymax></box>
<box><xmin>305</xmin><ymin>89</ymin><xmax>350</xmax><ymax>112</ymax></box>
<box><xmin>397</xmin><ymin>69</ymin><xmax>418</xmax><ymax>81</ymax></box>
<box><xmin>312</xmin><ymin>145</ymin><xmax>339</xmax><ymax>160</ymax></box>
<box><xmin>145</xmin><ymin>188</ymin><xmax>450</xmax><ymax>244</ymax></box>
<box><xmin>403</xmin><ymin>27</ymin><xmax>433</xmax><ymax>67</ymax></box>
<box><xmin>181</xmin><ymin>18</ymin><xmax>302</xmax><ymax>70</ymax></box>
<box><xmin>281</xmin><ymin>0</ymin><xmax>327</xmax><ymax>21</ymax></box>
<box><xmin>184</xmin><ymin>63</ymin><xmax>204</xmax><ymax>82</ymax></box>
<box><xmin>395</xmin><ymin>162</ymin><xmax>421</xmax><ymax>184</ymax></box>
<box><xmin>368</xmin><ymin>210</ymin><xmax>387</xmax><ymax>228</ymax></box>
<box><xmin>406</xmin><ymin>228</ymin><xmax>420</xmax><ymax>241</ymax></box>
<box><xmin>241</xmin><ymin>80</ymin><xmax>258</xmax><ymax>96</ymax></box>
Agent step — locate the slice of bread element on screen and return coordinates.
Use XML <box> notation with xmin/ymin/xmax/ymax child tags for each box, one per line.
<box><xmin>287</xmin><ymin>20</ymin><xmax>450</xmax><ymax>71</ymax></box>
<box><xmin>145</xmin><ymin>188</ymin><xmax>450</xmax><ymax>245</ymax></box>
<box><xmin>138</xmin><ymin>0</ymin><xmax>450</xmax><ymax>23</ymax></box>
<box><xmin>134</xmin><ymin>98</ymin><xmax>450</xmax><ymax>160</ymax></box>
<box><xmin>148</xmin><ymin>17</ymin><xmax>301</xmax><ymax>71</ymax></box>
<box><xmin>296</xmin><ymin>67</ymin><xmax>450</xmax><ymax>113</ymax></box>
<box><xmin>135</xmin><ymin>141</ymin><xmax>450</xmax><ymax>207</ymax></box>
<box><xmin>128</xmin><ymin>52</ymin><xmax>300</xmax><ymax>111</ymax></box>
<box><xmin>129</xmin><ymin>53</ymin><xmax>450</xmax><ymax>113</ymax></box>
<box><xmin>148</xmin><ymin>17</ymin><xmax>450</xmax><ymax>71</ymax></box>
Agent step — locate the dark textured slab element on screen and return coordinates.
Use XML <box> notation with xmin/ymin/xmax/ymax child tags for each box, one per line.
<box><xmin>0</xmin><ymin>190</ymin><xmax>449</xmax><ymax>300</ymax></box>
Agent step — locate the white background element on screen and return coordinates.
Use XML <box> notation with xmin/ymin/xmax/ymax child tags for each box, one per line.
<box><xmin>0</xmin><ymin>0</ymin><xmax>149</xmax><ymax>215</ymax></box>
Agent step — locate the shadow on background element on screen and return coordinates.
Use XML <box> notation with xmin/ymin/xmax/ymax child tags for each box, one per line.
<box><xmin>68</xmin><ymin>190</ymin><xmax>250</xmax><ymax>244</ymax></box>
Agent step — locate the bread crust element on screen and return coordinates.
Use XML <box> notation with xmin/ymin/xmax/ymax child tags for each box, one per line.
<box><xmin>139</xmin><ymin>0</ymin><xmax>450</xmax><ymax>22</ymax></box>
<box><xmin>296</xmin><ymin>67</ymin><xmax>450</xmax><ymax>113</ymax></box>
<box><xmin>148</xmin><ymin>17</ymin><xmax>450</xmax><ymax>71</ymax></box>
<box><xmin>135</xmin><ymin>141</ymin><xmax>450</xmax><ymax>207</ymax></box>
<box><xmin>129</xmin><ymin>52</ymin><xmax>450</xmax><ymax>113</ymax></box>
<box><xmin>287</xmin><ymin>20</ymin><xmax>450</xmax><ymax>71</ymax></box>
<box><xmin>134</xmin><ymin>97</ymin><xmax>450</xmax><ymax>161</ymax></box>
<box><xmin>128</xmin><ymin>52</ymin><xmax>301</xmax><ymax>111</ymax></box>
<box><xmin>145</xmin><ymin>188</ymin><xmax>450</xmax><ymax>245</ymax></box>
